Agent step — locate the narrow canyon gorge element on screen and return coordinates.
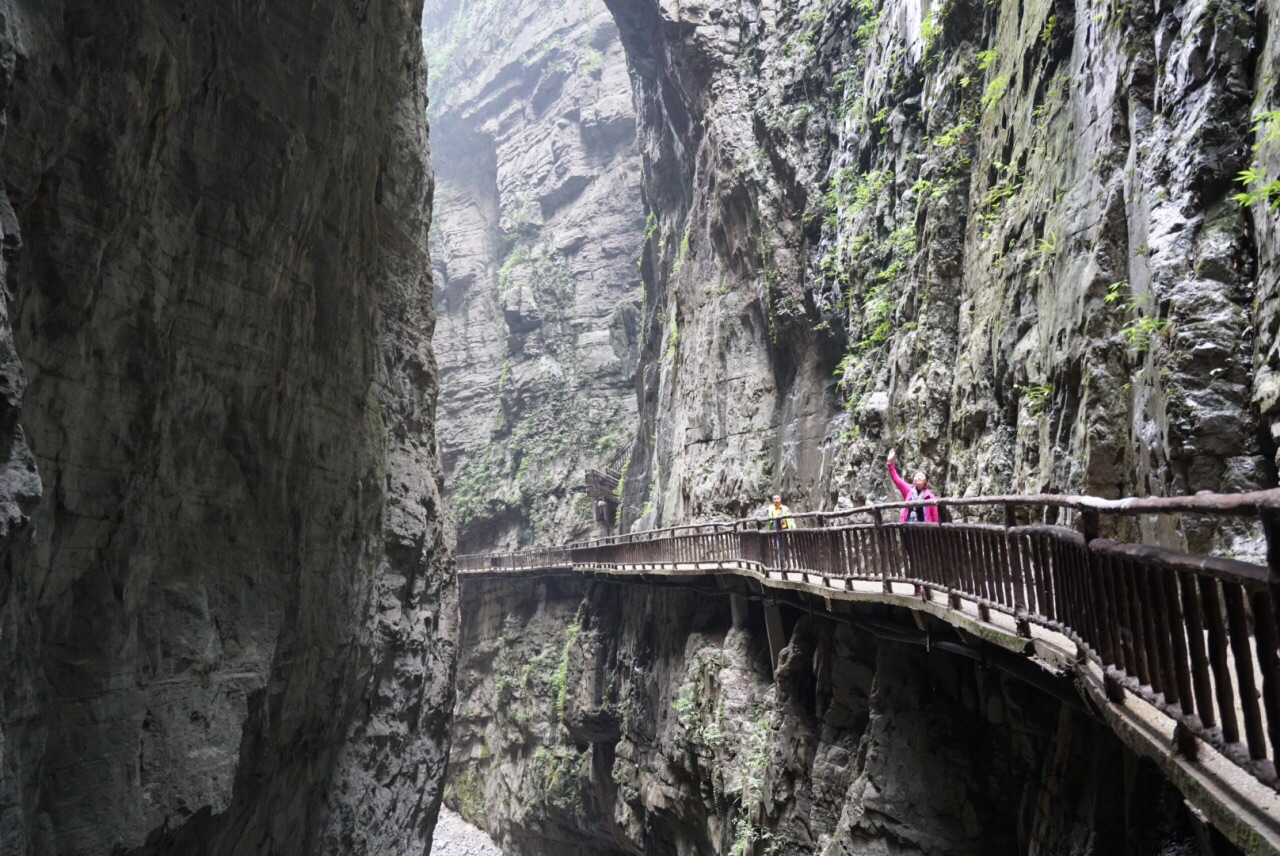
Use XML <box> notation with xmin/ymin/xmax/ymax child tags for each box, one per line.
<box><xmin>0</xmin><ymin>0</ymin><xmax>1276</xmax><ymax>854</ymax></box>
<box><xmin>432</xmin><ymin>0</ymin><xmax>1280</xmax><ymax>853</ymax></box>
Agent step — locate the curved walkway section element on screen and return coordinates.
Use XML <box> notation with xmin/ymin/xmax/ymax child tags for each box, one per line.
<box><xmin>458</xmin><ymin>489</ymin><xmax>1280</xmax><ymax>854</ymax></box>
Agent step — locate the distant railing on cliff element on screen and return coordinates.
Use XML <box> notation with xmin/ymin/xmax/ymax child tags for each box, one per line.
<box><xmin>457</xmin><ymin>489</ymin><xmax>1280</xmax><ymax>791</ymax></box>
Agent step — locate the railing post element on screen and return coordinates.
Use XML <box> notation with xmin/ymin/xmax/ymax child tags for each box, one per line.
<box><xmin>1263</xmin><ymin>507</ymin><xmax>1280</xmax><ymax>629</ymax></box>
<box><xmin>1257</xmin><ymin>507</ymin><xmax>1280</xmax><ymax>774</ymax></box>
<box><xmin>1005</xmin><ymin>503</ymin><xmax>1031</xmax><ymax>637</ymax></box>
<box><xmin>1078</xmin><ymin>509</ymin><xmax>1103</xmax><ymax>662</ymax></box>
<box><xmin>1079</xmin><ymin>508</ymin><xmax>1100</xmax><ymax>544</ymax></box>
<box><xmin>872</xmin><ymin>507</ymin><xmax>891</xmax><ymax>594</ymax></box>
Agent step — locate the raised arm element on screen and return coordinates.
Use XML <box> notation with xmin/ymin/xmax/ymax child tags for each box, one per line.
<box><xmin>886</xmin><ymin>454</ymin><xmax>911</xmax><ymax>498</ymax></box>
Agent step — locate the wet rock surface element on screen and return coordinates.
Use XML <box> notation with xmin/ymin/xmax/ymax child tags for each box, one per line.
<box><xmin>425</xmin><ymin>0</ymin><xmax>644</xmax><ymax>553</ymax></box>
<box><xmin>435</xmin><ymin>0</ymin><xmax>1278</xmax><ymax>851</ymax></box>
<box><xmin>597</xmin><ymin>0</ymin><xmax>1275</xmax><ymax>552</ymax></box>
<box><xmin>0</xmin><ymin>2</ymin><xmax>456</xmax><ymax>854</ymax></box>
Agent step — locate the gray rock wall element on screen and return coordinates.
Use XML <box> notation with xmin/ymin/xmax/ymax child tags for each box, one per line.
<box><xmin>433</xmin><ymin>0</ymin><xmax>1280</xmax><ymax>851</ymax></box>
<box><xmin>449</xmin><ymin>579</ymin><xmax>1212</xmax><ymax>855</ymax></box>
<box><xmin>0</xmin><ymin>2</ymin><xmax>456</xmax><ymax>854</ymax></box>
<box><xmin>600</xmin><ymin>0</ymin><xmax>1276</xmax><ymax>548</ymax></box>
<box><xmin>425</xmin><ymin>0</ymin><xmax>645</xmax><ymax>553</ymax></box>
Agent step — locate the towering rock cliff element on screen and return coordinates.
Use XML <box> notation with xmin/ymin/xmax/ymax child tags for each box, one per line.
<box><xmin>602</xmin><ymin>0</ymin><xmax>1276</xmax><ymax>549</ymax></box>
<box><xmin>425</xmin><ymin>0</ymin><xmax>645</xmax><ymax>553</ymax></box>
<box><xmin>435</xmin><ymin>0</ymin><xmax>1280</xmax><ymax>853</ymax></box>
<box><xmin>0</xmin><ymin>2</ymin><xmax>455</xmax><ymax>854</ymax></box>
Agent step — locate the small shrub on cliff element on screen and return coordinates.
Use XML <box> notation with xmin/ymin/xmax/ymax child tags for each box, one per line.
<box><xmin>729</xmin><ymin>714</ymin><xmax>779</xmax><ymax>856</ymax></box>
<box><xmin>552</xmin><ymin>608</ymin><xmax>582</xmax><ymax>719</ymax></box>
<box><xmin>920</xmin><ymin>10</ymin><xmax>942</xmax><ymax>53</ymax></box>
<box><xmin>981</xmin><ymin>73</ymin><xmax>1010</xmax><ymax>113</ymax></box>
<box><xmin>1120</xmin><ymin>313</ymin><xmax>1168</xmax><ymax>356</ymax></box>
<box><xmin>1105</xmin><ymin>281</ymin><xmax>1168</xmax><ymax>356</ymax></box>
<box><xmin>445</xmin><ymin>765</ymin><xmax>487</xmax><ymax>825</ymax></box>
<box><xmin>671</xmin><ymin>650</ymin><xmax>727</xmax><ymax>749</ymax></box>
<box><xmin>1030</xmin><ymin>231</ymin><xmax>1060</xmax><ymax>275</ymax></box>
<box><xmin>1019</xmin><ymin>383</ymin><xmax>1053</xmax><ymax>416</ymax></box>
<box><xmin>526</xmin><ymin>744</ymin><xmax>587</xmax><ymax>816</ymax></box>
<box><xmin>578</xmin><ymin>46</ymin><xmax>603</xmax><ymax>73</ymax></box>
<box><xmin>1234</xmin><ymin>110</ymin><xmax>1280</xmax><ymax>210</ymax></box>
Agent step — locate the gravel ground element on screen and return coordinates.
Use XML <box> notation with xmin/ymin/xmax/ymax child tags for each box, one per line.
<box><xmin>432</xmin><ymin>807</ymin><xmax>503</xmax><ymax>856</ymax></box>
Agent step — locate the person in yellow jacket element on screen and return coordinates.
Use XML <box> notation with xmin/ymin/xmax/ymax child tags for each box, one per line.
<box><xmin>766</xmin><ymin>495</ymin><xmax>793</xmax><ymax>569</ymax></box>
<box><xmin>766</xmin><ymin>494</ymin><xmax>794</xmax><ymax>531</ymax></box>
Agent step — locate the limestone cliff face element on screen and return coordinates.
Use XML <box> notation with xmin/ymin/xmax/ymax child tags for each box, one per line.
<box><xmin>425</xmin><ymin>0</ymin><xmax>645</xmax><ymax>553</ymax></box>
<box><xmin>601</xmin><ymin>0</ymin><xmax>1275</xmax><ymax>545</ymax></box>
<box><xmin>0</xmin><ymin>3</ymin><xmax>456</xmax><ymax>854</ymax></box>
<box><xmin>437</xmin><ymin>1</ymin><xmax>1279</xmax><ymax>852</ymax></box>
<box><xmin>449</xmin><ymin>580</ymin><xmax>1211</xmax><ymax>855</ymax></box>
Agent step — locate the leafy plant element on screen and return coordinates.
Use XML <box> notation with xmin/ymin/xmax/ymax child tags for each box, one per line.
<box><xmin>921</xmin><ymin>11</ymin><xmax>942</xmax><ymax>50</ymax></box>
<box><xmin>981</xmin><ymin>177</ymin><xmax>1021</xmax><ymax>214</ymax></box>
<box><xmin>1121</xmin><ymin>312</ymin><xmax>1168</xmax><ymax>355</ymax></box>
<box><xmin>1234</xmin><ymin>110</ymin><xmax>1280</xmax><ymax>210</ymax></box>
<box><xmin>1232</xmin><ymin>166</ymin><xmax>1280</xmax><ymax>208</ymax></box>
<box><xmin>932</xmin><ymin>115</ymin><xmax>974</xmax><ymax>148</ymax></box>
<box><xmin>981</xmin><ymin>73</ymin><xmax>1011</xmax><ymax>112</ymax></box>
<box><xmin>1031</xmin><ymin>231</ymin><xmax>1060</xmax><ymax>275</ymax></box>
<box><xmin>579</xmin><ymin>46</ymin><xmax>604</xmax><ymax>72</ymax></box>
<box><xmin>552</xmin><ymin>608</ymin><xmax>582</xmax><ymax>719</ymax></box>
<box><xmin>1020</xmin><ymin>382</ymin><xmax>1053</xmax><ymax>415</ymax></box>
<box><xmin>673</xmin><ymin>227</ymin><xmax>691</xmax><ymax>274</ymax></box>
<box><xmin>497</xmin><ymin>241</ymin><xmax>530</xmax><ymax>299</ymax></box>
<box><xmin>853</xmin><ymin>0</ymin><xmax>880</xmax><ymax>43</ymax></box>
<box><xmin>823</xmin><ymin>167</ymin><xmax>889</xmax><ymax>228</ymax></box>
<box><xmin>1039</xmin><ymin>12</ymin><xmax>1057</xmax><ymax>44</ymax></box>
<box><xmin>1108</xmin><ymin>287</ymin><xmax>1167</xmax><ymax>355</ymax></box>
<box><xmin>728</xmin><ymin>713</ymin><xmax>775</xmax><ymax>856</ymax></box>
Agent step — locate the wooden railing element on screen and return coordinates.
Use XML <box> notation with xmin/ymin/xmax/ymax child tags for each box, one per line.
<box><xmin>458</xmin><ymin>489</ymin><xmax>1280</xmax><ymax>790</ymax></box>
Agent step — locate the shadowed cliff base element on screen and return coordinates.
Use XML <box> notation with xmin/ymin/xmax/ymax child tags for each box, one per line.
<box><xmin>451</xmin><ymin>575</ymin><xmax>1243</xmax><ymax>856</ymax></box>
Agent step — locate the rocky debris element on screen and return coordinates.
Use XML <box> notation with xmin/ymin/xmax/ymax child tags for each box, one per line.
<box><xmin>0</xmin><ymin>2</ymin><xmax>456</xmax><ymax>854</ymax></box>
<box><xmin>433</xmin><ymin>807</ymin><xmax>503</xmax><ymax>856</ymax></box>
<box><xmin>425</xmin><ymin>0</ymin><xmax>645</xmax><ymax>554</ymax></box>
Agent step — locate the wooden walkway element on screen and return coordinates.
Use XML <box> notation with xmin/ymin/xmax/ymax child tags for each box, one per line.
<box><xmin>458</xmin><ymin>489</ymin><xmax>1280</xmax><ymax>854</ymax></box>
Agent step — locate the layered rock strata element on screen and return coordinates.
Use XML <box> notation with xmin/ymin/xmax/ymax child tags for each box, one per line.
<box><xmin>0</xmin><ymin>2</ymin><xmax>456</xmax><ymax>853</ymax></box>
<box><xmin>600</xmin><ymin>0</ymin><xmax>1276</xmax><ymax>550</ymax></box>
<box><xmin>425</xmin><ymin>0</ymin><xmax>645</xmax><ymax>553</ymax></box>
<box><xmin>450</xmin><ymin>578</ymin><xmax>1224</xmax><ymax>855</ymax></box>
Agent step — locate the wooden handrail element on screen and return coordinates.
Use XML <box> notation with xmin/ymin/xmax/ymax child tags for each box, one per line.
<box><xmin>456</xmin><ymin>487</ymin><xmax>1280</xmax><ymax>793</ymax></box>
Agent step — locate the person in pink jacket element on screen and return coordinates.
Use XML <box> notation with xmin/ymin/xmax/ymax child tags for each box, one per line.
<box><xmin>887</xmin><ymin>449</ymin><xmax>938</xmax><ymax>523</ymax></box>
